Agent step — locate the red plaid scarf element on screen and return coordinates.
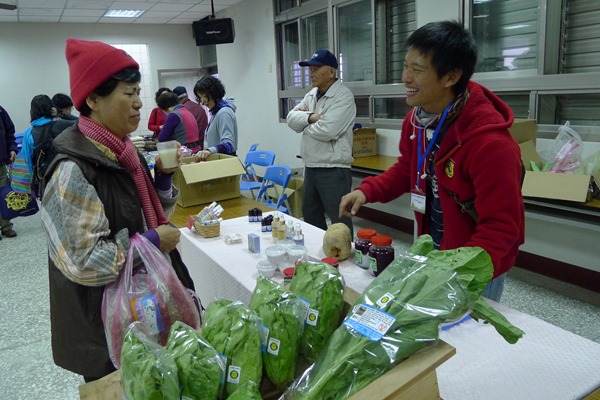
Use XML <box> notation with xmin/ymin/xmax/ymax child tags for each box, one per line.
<box><xmin>78</xmin><ymin>116</ymin><xmax>169</xmax><ymax>229</ymax></box>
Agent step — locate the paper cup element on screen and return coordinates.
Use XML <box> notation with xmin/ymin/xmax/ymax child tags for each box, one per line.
<box><xmin>156</xmin><ymin>140</ymin><xmax>179</xmax><ymax>169</ymax></box>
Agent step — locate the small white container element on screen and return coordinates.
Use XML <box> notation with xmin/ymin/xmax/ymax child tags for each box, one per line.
<box><xmin>256</xmin><ymin>260</ymin><xmax>277</xmax><ymax>278</ymax></box>
<box><xmin>265</xmin><ymin>245</ymin><xmax>287</xmax><ymax>267</ymax></box>
<box><xmin>287</xmin><ymin>245</ymin><xmax>308</xmax><ymax>265</ymax></box>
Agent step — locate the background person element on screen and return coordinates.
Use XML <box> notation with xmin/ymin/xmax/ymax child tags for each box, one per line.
<box><xmin>41</xmin><ymin>38</ymin><xmax>194</xmax><ymax>383</ymax></box>
<box><xmin>286</xmin><ymin>49</ymin><xmax>356</xmax><ymax>235</ymax></box>
<box><xmin>156</xmin><ymin>91</ymin><xmax>201</xmax><ymax>152</ymax></box>
<box><xmin>52</xmin><ymin>93</ymin><xmax>78</xmax><ymax>121</ymax></box>
<box><xmin>172</xmin><ymin>85</ymin><xmax>208</xmax><ymax>149</ymax></box>
<box><xmin>147</xmin><ymin>87</ymin><xmax>171</xmax><ymax>137</ymax></box>
<box><xmin>193</xmin><ymin>76</ymin><xmax>238</xmax><ymax>160</ymax></box>
<box><xmin>339</xmin><ymin>21</ymin><xmax>525</xmax><ymax>301</ymax></box>
<box><xmin>0</xmin><ymin>105</ymin><xmax>18</xmax><ymax>238</ymax></box>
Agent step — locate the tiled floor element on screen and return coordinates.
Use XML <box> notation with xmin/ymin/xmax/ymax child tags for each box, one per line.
<box><xmin>1</xmin><ymin>212</ymin><xmax>599</xmax><ymax>399</ymax></box>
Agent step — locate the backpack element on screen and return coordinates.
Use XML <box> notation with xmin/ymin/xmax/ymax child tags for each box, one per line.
<box><xmin>31</xmin><ymin>119</ymin><xmax>75</xmax><ymax>199</ymax></box>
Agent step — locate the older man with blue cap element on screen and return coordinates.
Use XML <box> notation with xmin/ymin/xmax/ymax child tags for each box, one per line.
<box><xmin>286</xmin><ymin>49</ymin><xmax>356</xmax><ymax>235</ymax></box>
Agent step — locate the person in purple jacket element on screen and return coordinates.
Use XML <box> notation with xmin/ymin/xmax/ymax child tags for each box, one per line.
<box><xmin>156</xmin><ymin>91</ymin><xmax>201</xmax><ymax>153</ymax></box>
<box><xmin>0</xmin><ymin>105</ymin><xmax>18</xmax><ymax>238</ymax></box>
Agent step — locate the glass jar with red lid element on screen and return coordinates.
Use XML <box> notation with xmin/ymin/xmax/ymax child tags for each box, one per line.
<box><xmin>368</xmin><ymin>235</ymin><xmax>394</xmax><ymax>277</ymax></box>
<box><xmin>354</xmin><ymin>228</ymin><xmax>377</xmax><ymax>269</ymax></box>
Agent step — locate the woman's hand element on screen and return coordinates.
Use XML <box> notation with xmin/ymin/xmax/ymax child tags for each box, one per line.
<box><xmin>339</xmin><ymin>189</ymin><xmax>367</xmax><ymax>218</ymax></box>
<box><xmin>155</xmin><ymin>142</ymin><xmax>182</xmax><ymax>174</ymax></box>
<box><xmin>155</xmin><ymin>225</ymin><xmax>180</xmax><ymax>253</ymax></box>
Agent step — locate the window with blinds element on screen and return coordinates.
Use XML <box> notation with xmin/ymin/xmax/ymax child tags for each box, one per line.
<box><xmin>470</xmin><ymin>0</ymin><xmax>538</xmax><ymax>72</ymax></box>
<box><xmin>561</xmin><ymin>0</ymin><xmax>600</xmax><ymax>73</ymax></box>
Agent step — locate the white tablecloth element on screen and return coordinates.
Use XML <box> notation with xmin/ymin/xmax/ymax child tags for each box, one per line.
<box><xmin>180</xmin><ymin>214</ymin><xmax>373</xmax><ymax>306</ymax></box>
<box><xmin>180</xmin><ymin>214</ymin><xmax>600</xmax><ymax>399</ymax></box>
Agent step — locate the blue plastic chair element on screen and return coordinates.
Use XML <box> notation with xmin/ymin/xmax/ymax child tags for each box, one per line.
<box><xmin>240</xmin><ymin>150</ymin><xmax>276</xmax><ymax>199</ymax></box>
<box><xmin>256</xmin><ymin>164</ymin><xmax>292</xmax><ymax>214</ymax></box>
<box><xmin>248</xmin><ymin>143</ymin><xmax>259</xmax><ymax>151</ymax></box>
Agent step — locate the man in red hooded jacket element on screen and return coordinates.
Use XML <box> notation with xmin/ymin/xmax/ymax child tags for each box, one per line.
<box><xmin>339</xmin><ymin>20</ymin><xmax>525</xmax><ymax>301</ymax></box>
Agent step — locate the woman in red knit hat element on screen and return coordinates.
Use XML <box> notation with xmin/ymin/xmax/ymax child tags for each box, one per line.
<box><xmin>40</xmin><ymin>38</ymin><xmax>196</xmax><ymax>382</ymax></box>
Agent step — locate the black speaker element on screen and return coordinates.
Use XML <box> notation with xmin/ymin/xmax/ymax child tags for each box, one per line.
<box><xmin>193</xmin><ymin>18</ymin><xmax>236</xmax><ymax>46</ymax></box>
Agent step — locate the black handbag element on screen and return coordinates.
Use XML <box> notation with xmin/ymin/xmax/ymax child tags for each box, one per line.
<box><xmin>0</xmin><ymin>166</ymin><xmax>39</xmax><ymax>220</ymax></box>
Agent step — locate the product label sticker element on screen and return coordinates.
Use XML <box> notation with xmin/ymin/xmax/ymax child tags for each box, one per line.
<box><xmin>258</xmin><ymin>324</ymin><xmax>269</xmax><ymax>353</ymax></box>
<box><xmin>306</xmin><ymin>308</ymin><xmax>319</xmax><ymax>326</ymax></box>
<box><xmin>299</xmin><ymin>297</ymin><xmax>311</xmax><ymax>322</ymax></box>
<box><xmin>376</xmin><ymin>292</ymin><xmax>395</xmax><ymax>309</ymax></box>
<box><xmin>267</xmin><ymin>337</ymin><xmax>281</xmax><ymax>356</ymax></box>
<box><xmin>130</xmin><ymin>294</ymin><xmax>164</xmax><ymax>334</ymax></box>
<box><xmin>343</xmin><ymin>303</ymin><xmax>396</xmax><ymax>341</ymax></box>
<box><xmin>355</xmin><ymin>250</ymin><xmax>363</xmax><ymax>264</ymax></box>
<box><xmin>227</xmin><ymin>365</ymin><xmax>241</xmax><ymax>384</ymax></box>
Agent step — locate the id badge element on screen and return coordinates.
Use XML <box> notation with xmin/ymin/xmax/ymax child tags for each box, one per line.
<box><xmin>410</xmin><ymin>189</ymin><xmax>426</xmax><ymax>214</ymax></box>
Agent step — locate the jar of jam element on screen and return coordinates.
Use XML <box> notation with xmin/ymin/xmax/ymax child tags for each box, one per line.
<box><xmin>354</xmin><ymin>229</ymin><xmax>377</xmax><ymax>269</ymax></box>
<box><xmin>283</xmin><ymin>267</ymin><xmax>295</xmax><ymax>286</ymax></box>
<box><xmin>368</xmin><ymin>235</ymin><xmax>394</xmax><ymax>277</ymax></box>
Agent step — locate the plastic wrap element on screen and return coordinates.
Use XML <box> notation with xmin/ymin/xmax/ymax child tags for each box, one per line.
<box><xmin>101</xmin><ymin>233</ymin><xmax>201</xmax><ymax>368</ymax></box>
<box><xmin>165</xmin><ymin>321</ymin><xmax>226</xmax><ymax>400</ymax></box>
<box><xmin>249</xmin><ymin>275</ymin><xmax>306</xmax><ymax>389</ymax></box>
<box><xmin>283</xmin><ymin>235</ymin><xmax>494</xmax><ymax>400</ymax></box>
<box><xmin>120</xmin><ymin>322</ymin><xmax>180</xmax><ymax>400</ymax></box>
<box><xmin>202</xmin><ymin>299</ymin><xmax>264</xmax><ymax>398</ymax></box>
<box><xmin>289</xmin><ymin>260</ymin><xmax>345</xmax><ymax>362</ymax></box>
<box><xmin>225</xmin><ymin>381</ymin><xmax>263</xmax><ymax>400</ymax></box>
<box><xmin>542</xmin><ymin>121</ymin><xmax>584</xmax><ymax>173</ymax></box>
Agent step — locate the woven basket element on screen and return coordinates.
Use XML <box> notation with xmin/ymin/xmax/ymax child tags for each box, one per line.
<box><xmin>194</xmin><ymin>221</ymin><xmax>221</xmax><ymax>238</ymax></box>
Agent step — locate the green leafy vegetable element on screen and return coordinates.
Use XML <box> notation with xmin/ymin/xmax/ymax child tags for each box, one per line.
<box><xmin>165</xmin><ymin>321</ymin><xmax>225</xmax><ymax>400</ymax></box>
<box><xmin>285</xmin><ymin>235</ymin><xmax>524</xmax><ymax>399</ymax></box>
<box><xmin>470</xmin><ymin>298</ymin><xmax>525</xmax><ymax>344</ymax></box>
<box><xmin>120</xmin><ymin>322</ymin><xmax>180</xmax><ymax>400</ymax></box>
<box><xmin>203</xmin><ymin>299</ymin><xmax>263</xmax><ymax>398</ymax></box>
<box><xmin>225</xmin><ymin>381</ymin><xmax>263</xmax><ymax>400</ymax></box>
<box><xmin>290</xmin><ymin>261</ymin><xmax>345</xmax><ymax>362</ymax></box>
<box><xmin>249</xmin><ymin>275</ymin><xmax>305</xmax><ymax>389</ymax></box>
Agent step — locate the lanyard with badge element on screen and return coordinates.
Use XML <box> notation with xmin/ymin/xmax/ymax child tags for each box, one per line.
<box><xmin>410</xmin><ymin>102</ymin><xmax>453</xmax><ymax>214</ymax></box>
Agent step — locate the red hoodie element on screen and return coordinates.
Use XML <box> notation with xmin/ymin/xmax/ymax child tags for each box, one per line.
<box><xmin>357</xmin><ymin>81</ymin><xmax>525</xmax><ymax>277</ymax></box>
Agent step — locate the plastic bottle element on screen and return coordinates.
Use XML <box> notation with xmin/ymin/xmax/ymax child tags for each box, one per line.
<box><xmin>272</xmin><ymin>212</ymin><xmax>280</xmax><ymax>240</ymax></box>
<box><xmin>277</xmin><ymin>216</ymin><xmax>287</xmax><ymax>240</ymax></box>
<box><xmin>286</xmin><ymin>220</ymin><xmax>294</xmax><ymax>240</ymax></box>
<box><xmin>368</xmin><ymin>235</ymin><xmax>395</xmax><ymax>277</ymax></box>
<box><xmin>354</xmin><ymin>228</ymin><xmax>377</xmax><ymax>269</ymax></box>
<box><xmin>292</xmin><ymin>223</ymin><xmax>304</xmax><ymax>246</ymax></box>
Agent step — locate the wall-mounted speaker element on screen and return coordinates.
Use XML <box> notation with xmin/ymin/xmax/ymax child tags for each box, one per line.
<box><xmin>193</xmin><ymin>18</ymin><xmax>236</xmax><ymax>46</ymax></box>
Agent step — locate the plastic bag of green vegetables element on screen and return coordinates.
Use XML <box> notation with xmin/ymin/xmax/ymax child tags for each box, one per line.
<box><xmin>202</xmin><ymin>299</ymin><xmax>263</xmax><ymax>398</ymax></box>
<box><xmin>290</xmin><ymin>260</ymin><xmax>344</xmax><ymax>362</ymax></box>
<box><xmin>249</xmin><ymin>275</ymin><xmax>306</xmax><ymax>389</ymax></box>
<box><xmin>284</xmin><ymin>235</ymin><xmax>524</xmax><ymax>400</ymax></box>
<box><xmin>225</xmin><ymin>381</ymin><xmax>263</xmax><ymax>400</ymax></box>
<box><xmin>165</xmin><ymin>321</ymin><xmax>225</xmax><ymax>400</ymax></box>
<box><xmin>120</xmin><ymin>322</ymin><xmax>180</xmax><ymax>400</ymax></box>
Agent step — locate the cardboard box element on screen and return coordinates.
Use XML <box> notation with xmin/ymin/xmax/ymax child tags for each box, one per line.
<box><xmin>266</xmin><ymin>177</ymin><xmax>304</xmax><ymax>218</ymax></box>
<box><xmin>173</xmin><ymin>154</ymin><xmax>246</xmax><ymax>207</ymax></box>
<box><xmin>353</xmin><ymin>128</ymin><xmax>377</xmax><ymax>158</ymax></box>
<box><xmin>520</xmin><ymin>140</ymin><xmax>599</xmax><ymax>202</ymax></box>
<box><xmin>509</xmin><ymin>118</ymin><xmax>537</xmax><ymax>145</ymax></box>
<box><xmin>79</xmin><ymin>287</ymin><xmax>455</xmax><ymax>400</ymax></box>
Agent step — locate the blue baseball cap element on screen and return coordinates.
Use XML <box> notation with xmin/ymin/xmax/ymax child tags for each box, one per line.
<box><xmin>299</xmin><ymin>50</ymin><xmax>338</xmax><ymax>69</ymax></box>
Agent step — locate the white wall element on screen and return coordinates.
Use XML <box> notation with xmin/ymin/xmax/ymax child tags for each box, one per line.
<box><xmin>0</xmin><ymin>22</ymin><xmax>201</xmax><ymax>134</ymax></box>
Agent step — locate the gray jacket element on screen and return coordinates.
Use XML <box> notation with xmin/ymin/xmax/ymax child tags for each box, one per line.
<box><xmin>287</xmin><ymin>80</ymin><xmax>356</xmax><ymax>168</ymax></box>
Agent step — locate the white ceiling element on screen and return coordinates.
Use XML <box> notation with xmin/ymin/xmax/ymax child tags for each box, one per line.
<box><xmin>0</xmin><ymin>0</ymin><xmax>243</xmax><ymax>24</ymax></box>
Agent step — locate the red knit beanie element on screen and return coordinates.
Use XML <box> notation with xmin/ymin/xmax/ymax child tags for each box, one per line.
<box><xmin>65</xmin><ymin>38</ymin><xmax>139</xmax><ymax>110</ymax></box>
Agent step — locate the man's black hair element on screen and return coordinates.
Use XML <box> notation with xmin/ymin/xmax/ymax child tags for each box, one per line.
<box><xmin>406</xmin><ymin>20</ymin><xmax>477</xmax><ymax>95</ymax></box>
<box><xmin>156</xmin><ymin>92</ymin><xmax>179</xmax><ymax>111</ymax></box>
<box><xmin>52</xmin><ymin>93</ymin><xmax>73</xmax><ymax>109</ymax></box>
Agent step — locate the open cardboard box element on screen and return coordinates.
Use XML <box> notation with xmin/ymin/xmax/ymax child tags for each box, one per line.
<box><xmin>519</xmin><ymin>140</ymin><xmax>599</xmax><ymax>202</ymax></box>
<box><xmin>353</xmin><ymin>128</ymin><xmax>377</xmax><ymax>158</ymax></box>
<box><xmin>79</xmin><ymin>287</ymin><xmax>455</xmax><ymax>400</ymax></box>
<box><xmin>173</xmin><ymin>154</ymin><xmax>246</xmax><ymax>207</ymax></box>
